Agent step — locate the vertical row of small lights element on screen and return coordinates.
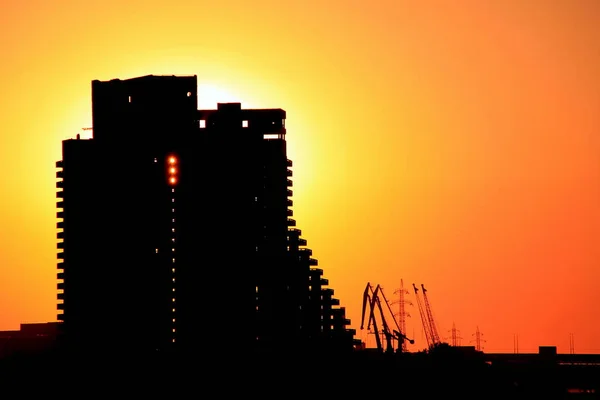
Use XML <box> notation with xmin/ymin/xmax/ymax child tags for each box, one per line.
<box><xmin>168</xmin><ymin>155</ymin><xmax>178</xmax><ymax>343</ymax></box>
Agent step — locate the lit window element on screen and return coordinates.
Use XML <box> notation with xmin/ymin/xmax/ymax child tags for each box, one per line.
<box><xmin>172</xmin><ymin>298</ymin><xmax>175</xmax><ymax>302</ymax></box>
<box><xmin>172</xmin><ymin>219</ymin><xmax>175</xmax><ymax>223</ymax></box>
<box><xmin>172</xmin><ymin>248</ymin><xmax>175</xmax><ymax>252</ymax></box>
<box><xmin>170</xmin><ymin>177</ymin><xmax>177</xmax><ymax>185</ymax></box>
<box><xmin>172</xmin><ymin>338</ymin><xmax>176</xmax><ymax>343</ymax></box>
<box><xmin>172</xmin><ymin>258</ymin><xmax>175</xmax><ymax>263</ymax></box>
<box><xmin>172</xmin><ymin>318</ymin><xmax>176</xmax><ymax>322</ymax></box>
<box><xmin>169</xmin><ymin>167</ymin><xmax>176</xmax><ymax>174</ymax></box>
<box><xmin>172</xmin><ymin>328</ymin><xmax>176</xmax><ymax>333</ymax></box>
<box><xmin>199</xmin><ymin>120</ymin><xmax>206</xmax><ymax>128</ymax></box>
<box><xmin>168</xmin><ymin>156</ymin><xmax>177</xmax><ymax>164</ymax></box>
<box><xmin>172</xmin><ymin>268</ymin><xmax>175</xmax><ymax>273</ymax></box>
<box><xmin>172</xmin><ymin>278</ymin><xmax>175</xmax><ymax>282</ymax></box>
<box><xmin>172</xmin><ymin>228</ymin><xmax>175</xmax><ymax>233</ymax></box>
<box><xmin>242</xmin><ymin>120</ymin><xmax>248</xmax><ymax>128</ymax></box>
<box><xmin>154</xmin><ymin>158</ymin><xmax>157</xmax><ymax>163</ymax></box>
<box><xmin>155</xmin><ymin>249</ymin><xmax>158</xmax><ymax>253</ymax></box>
<box><xmin>172</xmin><ymin>308</ymin><xmax>175</xmax><ymax>312</ymax></box>
<box><xmin>172</xmin><ymin>288</ymin><xmax>175</xmax><ymax>292</ymax></box>
<box><xmin>172</xmin><ymin>188</ymin><xmax>175</xmax><ymax>193</ymax></box>
<box><xmin>172</xmin><ymin>238</ymin><xmax>175</xmax><ymax>242</ymax></box>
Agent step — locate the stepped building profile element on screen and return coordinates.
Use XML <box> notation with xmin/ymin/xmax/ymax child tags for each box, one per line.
<box><xmin>55</xmin><ymin>75</ymin><xmax>355</xmax><ymax>356</ymax></box>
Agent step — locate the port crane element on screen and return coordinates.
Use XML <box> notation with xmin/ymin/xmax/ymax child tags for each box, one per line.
<box><xmin>360</xmin><ymin>282</ymin><xmax>414</xmax><ymax>353</ymax></box>
<box><xmin>421</xmin><ymin>284</ymin><xmax>441</xmax><ymax>344</ymax></box>
<box><xmin>412</xmin><ymin>283</ymin><xmax>442</xmax><ymax>349</ymax></box>
<box><xmin>412</xmin><ymin>283</ymin><xmax>432</xmax><ymax>348</ymax></box>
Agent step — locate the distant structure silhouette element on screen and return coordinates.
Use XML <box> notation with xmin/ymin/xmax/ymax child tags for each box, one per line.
<box><xmin>55</xmin><ymin>75</ymin><xmax>355</xmax><ymax>357</ymax></box>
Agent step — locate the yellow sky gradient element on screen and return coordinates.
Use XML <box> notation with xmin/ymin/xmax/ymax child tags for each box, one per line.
<box><xmin>1</xmin><ymin>0</ymin><xmax>599</xmax><ymax>353</ymax></box>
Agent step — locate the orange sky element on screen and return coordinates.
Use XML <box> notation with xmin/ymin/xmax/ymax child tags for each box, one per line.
<box><xmin>1</xmin><ymin>0</ymin><xmax>599</xmax><ymax>353</ymax></box>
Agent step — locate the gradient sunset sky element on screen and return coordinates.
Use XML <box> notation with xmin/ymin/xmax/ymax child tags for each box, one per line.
<box><xmin>1</xmin><ymin>0</ymin><xmax>599</xmax><ymax>353</ymax></box>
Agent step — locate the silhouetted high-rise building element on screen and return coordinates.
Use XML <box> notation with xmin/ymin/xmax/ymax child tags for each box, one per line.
<box><xmin>56</xmin><ymin>75</ymin><xmax>355</xmax><ymax>356</ymax></box>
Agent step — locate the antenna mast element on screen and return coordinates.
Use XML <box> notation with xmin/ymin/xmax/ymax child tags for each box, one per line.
<box><xmin>569</xmin><ymin>333</ymin><xmax>575</xmax><ymax>354</ymax></box>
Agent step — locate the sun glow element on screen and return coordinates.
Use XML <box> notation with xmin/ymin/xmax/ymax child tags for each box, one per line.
<box><xmin>197</xmin><ymin>83</ymin><xmax>251</xmax><ymax>109</ymax></box>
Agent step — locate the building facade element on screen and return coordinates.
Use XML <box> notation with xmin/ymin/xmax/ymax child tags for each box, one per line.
<box><xmin>56</xmin><ymin>75</ymin><xmax>355</xmax><ymax>357</ymax></box>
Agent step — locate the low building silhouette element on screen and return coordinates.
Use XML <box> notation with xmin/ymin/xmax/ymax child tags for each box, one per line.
<box><xmin>0</xmin><ymin>322</ymin><xmax>59</xmax><ymax>358</ymax></box>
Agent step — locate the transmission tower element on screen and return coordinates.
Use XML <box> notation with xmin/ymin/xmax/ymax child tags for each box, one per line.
<box><xmin>471</xmin><ymin>326</ymin><xmax>486</xmax><ymax>351</ymax></box>
<box><xmin>447</xmin><ymin>322</ymin><xmax>463</xmax><ymax>346</ymax></box>
<box><xmin>393</xmin><ymin>279</ymin><xmax>412</xmax><ymax>352</ymax></box>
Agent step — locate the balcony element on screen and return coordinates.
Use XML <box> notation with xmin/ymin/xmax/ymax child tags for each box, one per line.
<box><xmin>320</xmin><ymin>278</ymin><xmax>329</xmax><ymax>286</ymax></box>
<box><xmin>299</xmin><ymin>248</ymin><xmax>312</xmax><ymax>256</ymax></box>
<box><xmin>56</xmin><ymin>180</ymin><xmax>64</xmax><ymax>188</ymax></box>
<box><xmin>287</xmin><ymin>209</ymin><xmax>293</xmax><ymax>216</ymax></box>
<box><xmin>286</xmin><ymin>179</ymin><xmax>293</xmax><ymax>187</ymax></box>
<box><xmin>57</xmin><ymin>211</ymin><xmax>64</xmax><ymax>219</ymax></box>
<box><xmin>286</xmin><ymin>169</ymin><xmax>292</xmax><ymax>177</ymax></box>
<box><xmin>287</xmin><ymin>218</ymin><xmax>296</xmax><ymax>226</ymax></box>
<box><xmin>57</xmin><ymin>303</ymin><xmax>65</xmax><ymax>310</ymax></box>
<box><xmin>57</xmin><ymin>241</ymin><xmax>65</xmax><ymax>249</ymax></box>
<box><xmin>56</xmin><ymin>160</ymin><xmax>63</xmax><ymax>168</ymax></box>
<box><xmin>298</xmin><ymin>238</ymin><xmax>307</xmax><ymax>246</ymax></box>
<box><xmin>287</xmin><ymin>228</ymin><xmax>301</xmax><ymax>234</ymax></box>
<box><xmin>57</xmin><ymin>252</ymin><xmax>64</xmax><ymax>260</ymax></box>
<box><xmin>57</xmin><ymin>282</ymin><xmax>64</xmax><ymax>290</ymax></box>
<box><xmin>57</xmin><ymin>221</ymin><xmax>64</xmax><ymax>229</ymax></box>
<box><xmin>57</xmin><ymin>231</ymin><xmax>64</xmax><ymax>239</ymax></box>
<box><xmin>57</xmin><ymin>272</ymin><xmax>64</xmax><ymax>280</ymax></box>
<box><xmin>287</xmin><ymin>199</ymin><xmax>293</xmax><ymax>206</ymax></box>
<box><xmin>287</xmin><ymin>189</ymin><xmax>292</xmax><ymax>197</ymax></box>
<box><xmin>309</xmin><ymin>258</ymin><xmax>318</xmax><ymax>266</ymax></box>
<box><xmin>56</xmin><ymin>170</ymin><xmax>64</xmax><ymax>178</ymax></box>
<box><xmin>57</xmin><ymin>292</ymin><xmax>65</xmax><ymax>300</ymax></box>
<box><xmin>56</xmin><ymin>201</ymin><xmax>64</xmax><ymax>208</ymax></box>
<box><xmin>56</xmin><ymin>191</ymin><xmax>64</xmax><ymax>198</ymax></box>
<box><xmin>286</xmin><ymin>159</ymin><xmax>292</xmax><ymax>167</ymax></box>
